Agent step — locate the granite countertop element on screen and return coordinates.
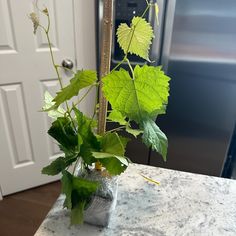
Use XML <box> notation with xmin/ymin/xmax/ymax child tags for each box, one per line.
<box><xmin>35</xmin><ymin>164</ymin><xmax>236</xmax><ymax>236</ymax></box>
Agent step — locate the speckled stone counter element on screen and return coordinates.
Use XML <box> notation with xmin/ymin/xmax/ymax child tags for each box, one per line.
<box><xmin>35</xmin><ymin>164</ymin><xmax>236</xmax><ymax>236</ymax></box>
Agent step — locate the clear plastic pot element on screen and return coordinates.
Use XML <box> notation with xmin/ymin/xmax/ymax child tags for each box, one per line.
<box><xmin>77</xmin><ymin>167</ymin><xmax>118</xmax><ymax>227</ymax></box>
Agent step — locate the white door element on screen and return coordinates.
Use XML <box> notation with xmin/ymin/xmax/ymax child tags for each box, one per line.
<box><xmin>0</xmin><ymin>0</ymin><xmax>96</xmax><ymax>197</ymax></box>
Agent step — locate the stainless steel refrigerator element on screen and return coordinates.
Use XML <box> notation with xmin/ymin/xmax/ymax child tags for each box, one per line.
<box><xmin>97</xmin><ymin>0</ymin><xmax>236</xmax><ymax>177</ymax></box>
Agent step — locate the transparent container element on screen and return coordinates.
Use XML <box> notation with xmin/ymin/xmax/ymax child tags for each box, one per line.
<box><xmin>77</xmin><ymin>167</ymin><xmax>118</xmax><ymax>227</ymax></box>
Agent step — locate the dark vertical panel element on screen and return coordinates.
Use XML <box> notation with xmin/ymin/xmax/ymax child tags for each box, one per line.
<box><xmin>151</xmin><ymin>0</ymin><xmax>236</xmax><ymax>176</ymax></box>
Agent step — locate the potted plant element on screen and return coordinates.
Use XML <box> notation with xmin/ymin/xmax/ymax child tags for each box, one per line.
<box><xmin>29</xmin><ymin>0</ymin><xmax>170</xmax><ymax>226</ymax></box>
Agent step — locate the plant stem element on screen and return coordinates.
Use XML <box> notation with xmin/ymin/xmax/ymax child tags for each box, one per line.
<box><xmin>43</xmin><ymin>13</ymin><xmax>76</xmax><ymax>131</ymax></box>
<box><xmin>69</xmin><ymin>84</ymin><xmax>97</xmax><ymax>113</ymax></box>
<box><xmin>126</xmin><ymin>58</ymin><xmax>135</xmax><ymax>80</ymax></box>
<box><xmin>126</xmin><ymin>58</ymin><xmax>142</xmax><ymax>123</ymax></box>
<box><xmin>55</xmin><ymin>65</ymin><xmax>75</xmax><ymax>74</ymax></box>
<box><xmin>107</xmin><ymin>126</ymin><xmax>126</xmax><ymax>133</ymax></box>
<box><xmin>141</xmin><ymin>4</ymin><xmax>151</xmax><ymax>19</ymax></box>
<box><xmin>77</xmin><ymin>84</ymin><xmax>97</xmax><ymax>105</ymax></box>
<box><xmin>110</xmin><ymin>56</ymin><xmax>126</xmax><ymax>73</ymax></box>
<box><xmin>91</xmin><ymin>83</ymin><xmax>99</xmax><ymax>122</ymax></box>
<box><xmin>45</xmin><ymin>33</ymin><xmax>63</xmax><ymax>88</ymax></box>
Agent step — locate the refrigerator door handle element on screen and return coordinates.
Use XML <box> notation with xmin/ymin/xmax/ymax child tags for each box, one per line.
<box><xmin>160</xmin><ymin>0</ymin><xmax>177</xmax><ymax>72</ymax></box>
<box><xmin>149</xmin><ymin>0</ymin><xmax>165</xmax><ymax>65</ymax></box>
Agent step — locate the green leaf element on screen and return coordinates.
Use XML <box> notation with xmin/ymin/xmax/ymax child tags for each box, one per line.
<box><xmin>79</xmin><ymin>143</ymin><xmax>96</xmax><ymax>165</ymax></box>
<box><xmin>89</xmin><ymin>118</ymin><xmax>98</xmax><ymax>129</ymax></box>
<box><xmin>72</xmin><ymin>175</ymin><xmax>99</xmax><ymax>200</ymax></box>
<box><xmin>41</xmin><ymin>151</ymin><xmax>78</xmax><ymax>176</ymax></box>
<box><xmin>125</xmin><ymin>124</ymin><xmax>143</xmax><ymax>138</ymax></box>
<box><xmin>107</xmin><ymin>110</ymin><xmax>127</xmax><ymax>125</ymax></box>
<box><xmin>119</xmin><ymin>136</ymin><xmax>130</xmax><ymax>150</ymax></box>
<box><xmin>59</xmin><ymin>145</ymin><xmax>76</xmax><ymax>157</ymax></box>
<box><xmin>117</xmin><ymin>16</ymin><xmax>154</xmax><ymax>60</ymax></box>
<box><xmin>100</xmin><ymin>157</ymin><xmax>127</xmax><ymax>175</ymax></box>
<box><xmin>102</xmin><ymin>65</ymin><xmax>170</xmax><ymax>160</ymax></box>
<box><xmin>64</xmin><ymin>153</ymin><xmax>78</xmax><ymax>166</ymax></box>
<box><xmin>92</xmin><ymin>152</ymin><xmax>128</xmax><ymax>175</ymax></box>
<box><xmin>101</xmin><ymin>132</ymin><xmax>125</xmax><ymax>156</ymax></box>
<box><xmin>70</xmin><ymin>200</ymin><xmax>86</xmax><ymax>225</ymax></box>
<box><xmin>102</xmin><ymin>65</ymin><xmax>170</xmax><ymax>123</ymax></box>
<box><xmin>91</xmin><ymin>132</ymin><xmax>129</xmax><ymax>175</ymax></box>
<box><xmin>61</xmin><ymin>170</ymin><xmax>99</xmax><ymax>214</ymax></box>
<box><xmin>48</xmin><ymin>117</ymin><xmax>78</xmax><ymax>151</ymax></box>
<box><xmin>142</xmin><ymin>117</ymin><xmax>168</xmax><ymax>161</ymax></box>
<box><xmin>61</xmin><ymin>170</ymin><xmax>73</xmax><ymax>209</ymax></box>
<box><xmin>77</xmin><ymin>134</ymin><xmax>83</xmax><ymax>153</ymax></box>
<box><xmin>92</xmin><ymin>152</ymin><xmax>129</xmax><ymax>166</ymax></box>
<box><xmin>42</xmin><ymin>157</ymin><xmax>65</xmax><ymax>176</ymax></box>
<box><xmin>70</xmin><ymin>174</ymin><xmax>99</xmax><ymax>225</ymax></box>
<box><xmin>75</xmin><ymin>108</ymin><xmax>96</xmax><ymax>142</ymax></box>
<box><xmin>42</xmin><ymin>91</ymin><xmax>65</xmax><ymax>119</ymax></box>
<box><xmin>47</xmin><ymin>70</ymin><xmax>97</xmax><ymax>110</ymax></box>
<box><xmin>73</xmin><ymin>108</ymin><xmax>100</xmax><ymax>165</ymax></box>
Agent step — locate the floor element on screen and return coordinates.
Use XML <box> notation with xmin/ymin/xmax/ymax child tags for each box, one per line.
<box><xmin>0</xmin><ymin>181</ymin><xmax>61</xmax><ymax>236</ymax></box>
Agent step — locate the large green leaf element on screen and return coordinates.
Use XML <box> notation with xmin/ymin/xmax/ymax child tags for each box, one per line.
<box><xmin>102</xmin><ymin>65</ymin><xmax>170</xmax><ymax>160</ymax></box>
<box><xmin>117</xmin><ymin>16</ymin><xmax>154</xmax><ymax>60</ymax></box>
<box><xmin>79</xmin><ymin>143</ymin><xmax>96</xmax><ymax>166</ymax></box>
<box><xmin>92</xmin><ymin>132</ymin><xmax>129</xmax><ymax>175</ymax></box>
<box><xmin>70</xmin><ymin>177</ymin><xmax>97</xmax><ymax>224</ymax></box>
<box><xmin>73</xmin><ymin>108</ymin><xmax>100</xmax><ymax>165</ymax></box>
<box><xmin>42</xmin><ymin>154</ymin><xmax>78</xmax><ymax>176</ymax></box>
<box><xmin>92</xmin><ymin>152</ymin><xmax>129</xmax><ymax>166</ymax></box>
<box><xmin>101</xmin><ymin>156</ymin><xmax>128</xmax><ymax>175</ymax></box>
<box><xmin>102</xmin><ymin>65</ymin><xmax>170</xmax><ymax>123</ymax></box>
<box><xmin>101</xmin><ymin>132</ymin><xmax>125</xmax><ymax>156</ymax></box>
<box><xmin>72</xmin><ymin>175</ymin><xmax>99</xmax><ymax>200</ymax></box>
<box><xmin>42</xmin><ymin>157</ymin><xmax>65</xmax><ymax>176</ymax></box>
<box><xmin>47</xmin><ymin>70</ymin><xmax>97</xmax><ymax>110</ymax></box>
<box><xmin>61</xmin><ymin>170</ymin><xmax>99</xmax><ymax>224</ymax></box>
<box><xmin>119</xmin><ymin>136</ymin><xmax>130</xmax><ymax>150</ymax></box>
<box><xmin>92</xmin><ymin>152</ymin><xmax>128</xmax><ymax>175</ymax></box>
<box><xmin>142</xmin><ymin>117</ymin><xmax>168</xmax><ymax>161</ymax></box>
<box><xmin>61</xmin><ymin>170</ymin><xmax>73</xmax><ymax>209</ymax></box>
<box><xmin>48</xmin><ymin>117</ymin><xmax>78</xmax><ymax>151</ymax></box>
